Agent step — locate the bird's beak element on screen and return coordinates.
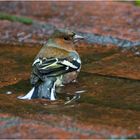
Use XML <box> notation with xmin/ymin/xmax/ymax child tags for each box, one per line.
<box><xmin>73</xmin><ymin>34</ymin><xmax>84</xmax><ymax>42</ymax></box>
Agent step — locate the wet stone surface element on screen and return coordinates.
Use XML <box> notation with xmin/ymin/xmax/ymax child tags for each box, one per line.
<box><xmin>0</xmin><ymin>45</ymin><xmax>140</xmax><ymax>138</ymax></box>
<box><xmin>0</xmin><ymin>1</ymin><xmax>140</xmax><ymax>139</ymax></box>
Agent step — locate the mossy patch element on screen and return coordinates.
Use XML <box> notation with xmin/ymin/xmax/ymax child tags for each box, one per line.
<box><xmin>0</xmin><ymin>12</ymin><xmax>33</xmax><ymax>25</ymax></box>
<box><xmin>135</xmin><ymin>0</ymin><xmax>140</xmax><ymax>6</ymax></box>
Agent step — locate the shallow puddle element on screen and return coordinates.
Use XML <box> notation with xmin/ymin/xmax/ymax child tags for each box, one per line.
<box><xmin>0</xmin><ymin>45</ymin><xmax>140</xmax><ymax>138</ymax></box>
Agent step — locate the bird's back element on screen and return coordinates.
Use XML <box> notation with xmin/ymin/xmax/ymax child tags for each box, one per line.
<box><xmin>36</xmin><ymin>46</ymin><xmax>70</xmax><ymax>59</ymax></box>
<box><xmin>35</xmin><ymin>38</ymin><xmax>75</xmax><ymax>59</ymax></box>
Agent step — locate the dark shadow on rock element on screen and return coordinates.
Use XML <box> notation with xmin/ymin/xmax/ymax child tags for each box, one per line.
<box><xmin>78</xmin><ymin>32</ymin><xmax>140</xmax><ymax>49</ymax></box>
<box><xmin>0</xmin><ymin>79</ymin><xmax>31</xmax><ymax>94</ymax></box>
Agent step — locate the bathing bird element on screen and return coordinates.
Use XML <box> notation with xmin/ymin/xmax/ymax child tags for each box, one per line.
<box><xmin>18</xmin><ymin>28</ymin><xmax>84</xmax><ymax>100</ymax></box>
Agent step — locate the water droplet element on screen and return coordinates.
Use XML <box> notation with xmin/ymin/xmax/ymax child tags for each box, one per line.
<box><xmin>75</xmin><ymin>90</ymin><xmax>86</xmax><ymax>94</ymax></box>
<box><xmin>6</xmin><ymin>91</ymin><xmax>12</xmax><ymax>95</ymax></box>
<box><xmin>135</xmin><ymin>51</ymin><xmax>140</xmax><ymax>56</ymax></box>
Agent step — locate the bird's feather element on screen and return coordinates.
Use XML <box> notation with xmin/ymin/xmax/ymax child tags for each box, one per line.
<box><xmin>18</xmin><ymin>87</ymin><xmax>35</xmax><ymax>100</ymax></box>
<box><xmin>32</xmin><ymin>57</ymin><xmax>80</xmax><ymax>77</ymax></box>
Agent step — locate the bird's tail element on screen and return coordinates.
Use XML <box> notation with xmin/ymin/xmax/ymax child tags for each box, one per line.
<box><xmin>17</xmin><ymin>86</ymin><xmax>38</xmax><ymax>100</ymax></box>
<box><xmin>37</xmin><ymin>78</ymin><xmax>56</xmax><ymax>101</ymax></box>
<box><xmin>17</xmin><ymin>77</ymin><xmax>57</xmax><ymax>100</ymax></box>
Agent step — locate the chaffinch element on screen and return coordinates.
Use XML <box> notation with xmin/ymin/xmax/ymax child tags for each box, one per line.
<box><xmin>18</xmin><ymin>28</ymin><xmax>84</xmax><ymax>100</ymax></box>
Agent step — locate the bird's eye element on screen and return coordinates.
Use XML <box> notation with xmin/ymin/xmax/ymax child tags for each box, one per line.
<box><xmin>64</xmin><ymin>37</ymin><xmax>69</xmax><ymax>41</ymax></box>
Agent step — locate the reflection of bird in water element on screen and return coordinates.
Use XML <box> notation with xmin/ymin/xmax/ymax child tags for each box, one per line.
<box><xmin>18</xmin><ymin>28</ymin><xmax>84</xmax><ymax>100</ymax></box>
<box><xmin>64</xmin><ymin>93</ymin><xmax>81</xmax><ymax>105</ymax></box>
<box><xmin>64</xmin><ymin>90</ymin><xmax>86</xmax><ymax>105</ymax></box>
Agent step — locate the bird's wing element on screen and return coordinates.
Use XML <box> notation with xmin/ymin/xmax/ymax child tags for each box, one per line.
<box><xmin>32</xmin><ymin>57</ymin><xmax>81</xmax><ymax>77</ymax></box>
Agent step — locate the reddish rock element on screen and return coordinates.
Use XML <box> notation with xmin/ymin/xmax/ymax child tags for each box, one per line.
<box><xmin>0</xmin><ymin>113</ymin><xmax>138</xmax><ymax>139</ymax></box>
<box><xmin>0</xmin><ymin>1</ymin><xmax>140</xmax><ymax>41</ymax></box>
<box><xmin>0</xmin><ymin>1</ymin><xmax>140</xmax><ymax>139</ymax></box>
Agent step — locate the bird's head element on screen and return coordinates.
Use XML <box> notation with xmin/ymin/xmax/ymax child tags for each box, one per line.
<box><xmin>51</xmin><ymin>28</ymin><xmax>84</xmax><ymax>44</ymax></box>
